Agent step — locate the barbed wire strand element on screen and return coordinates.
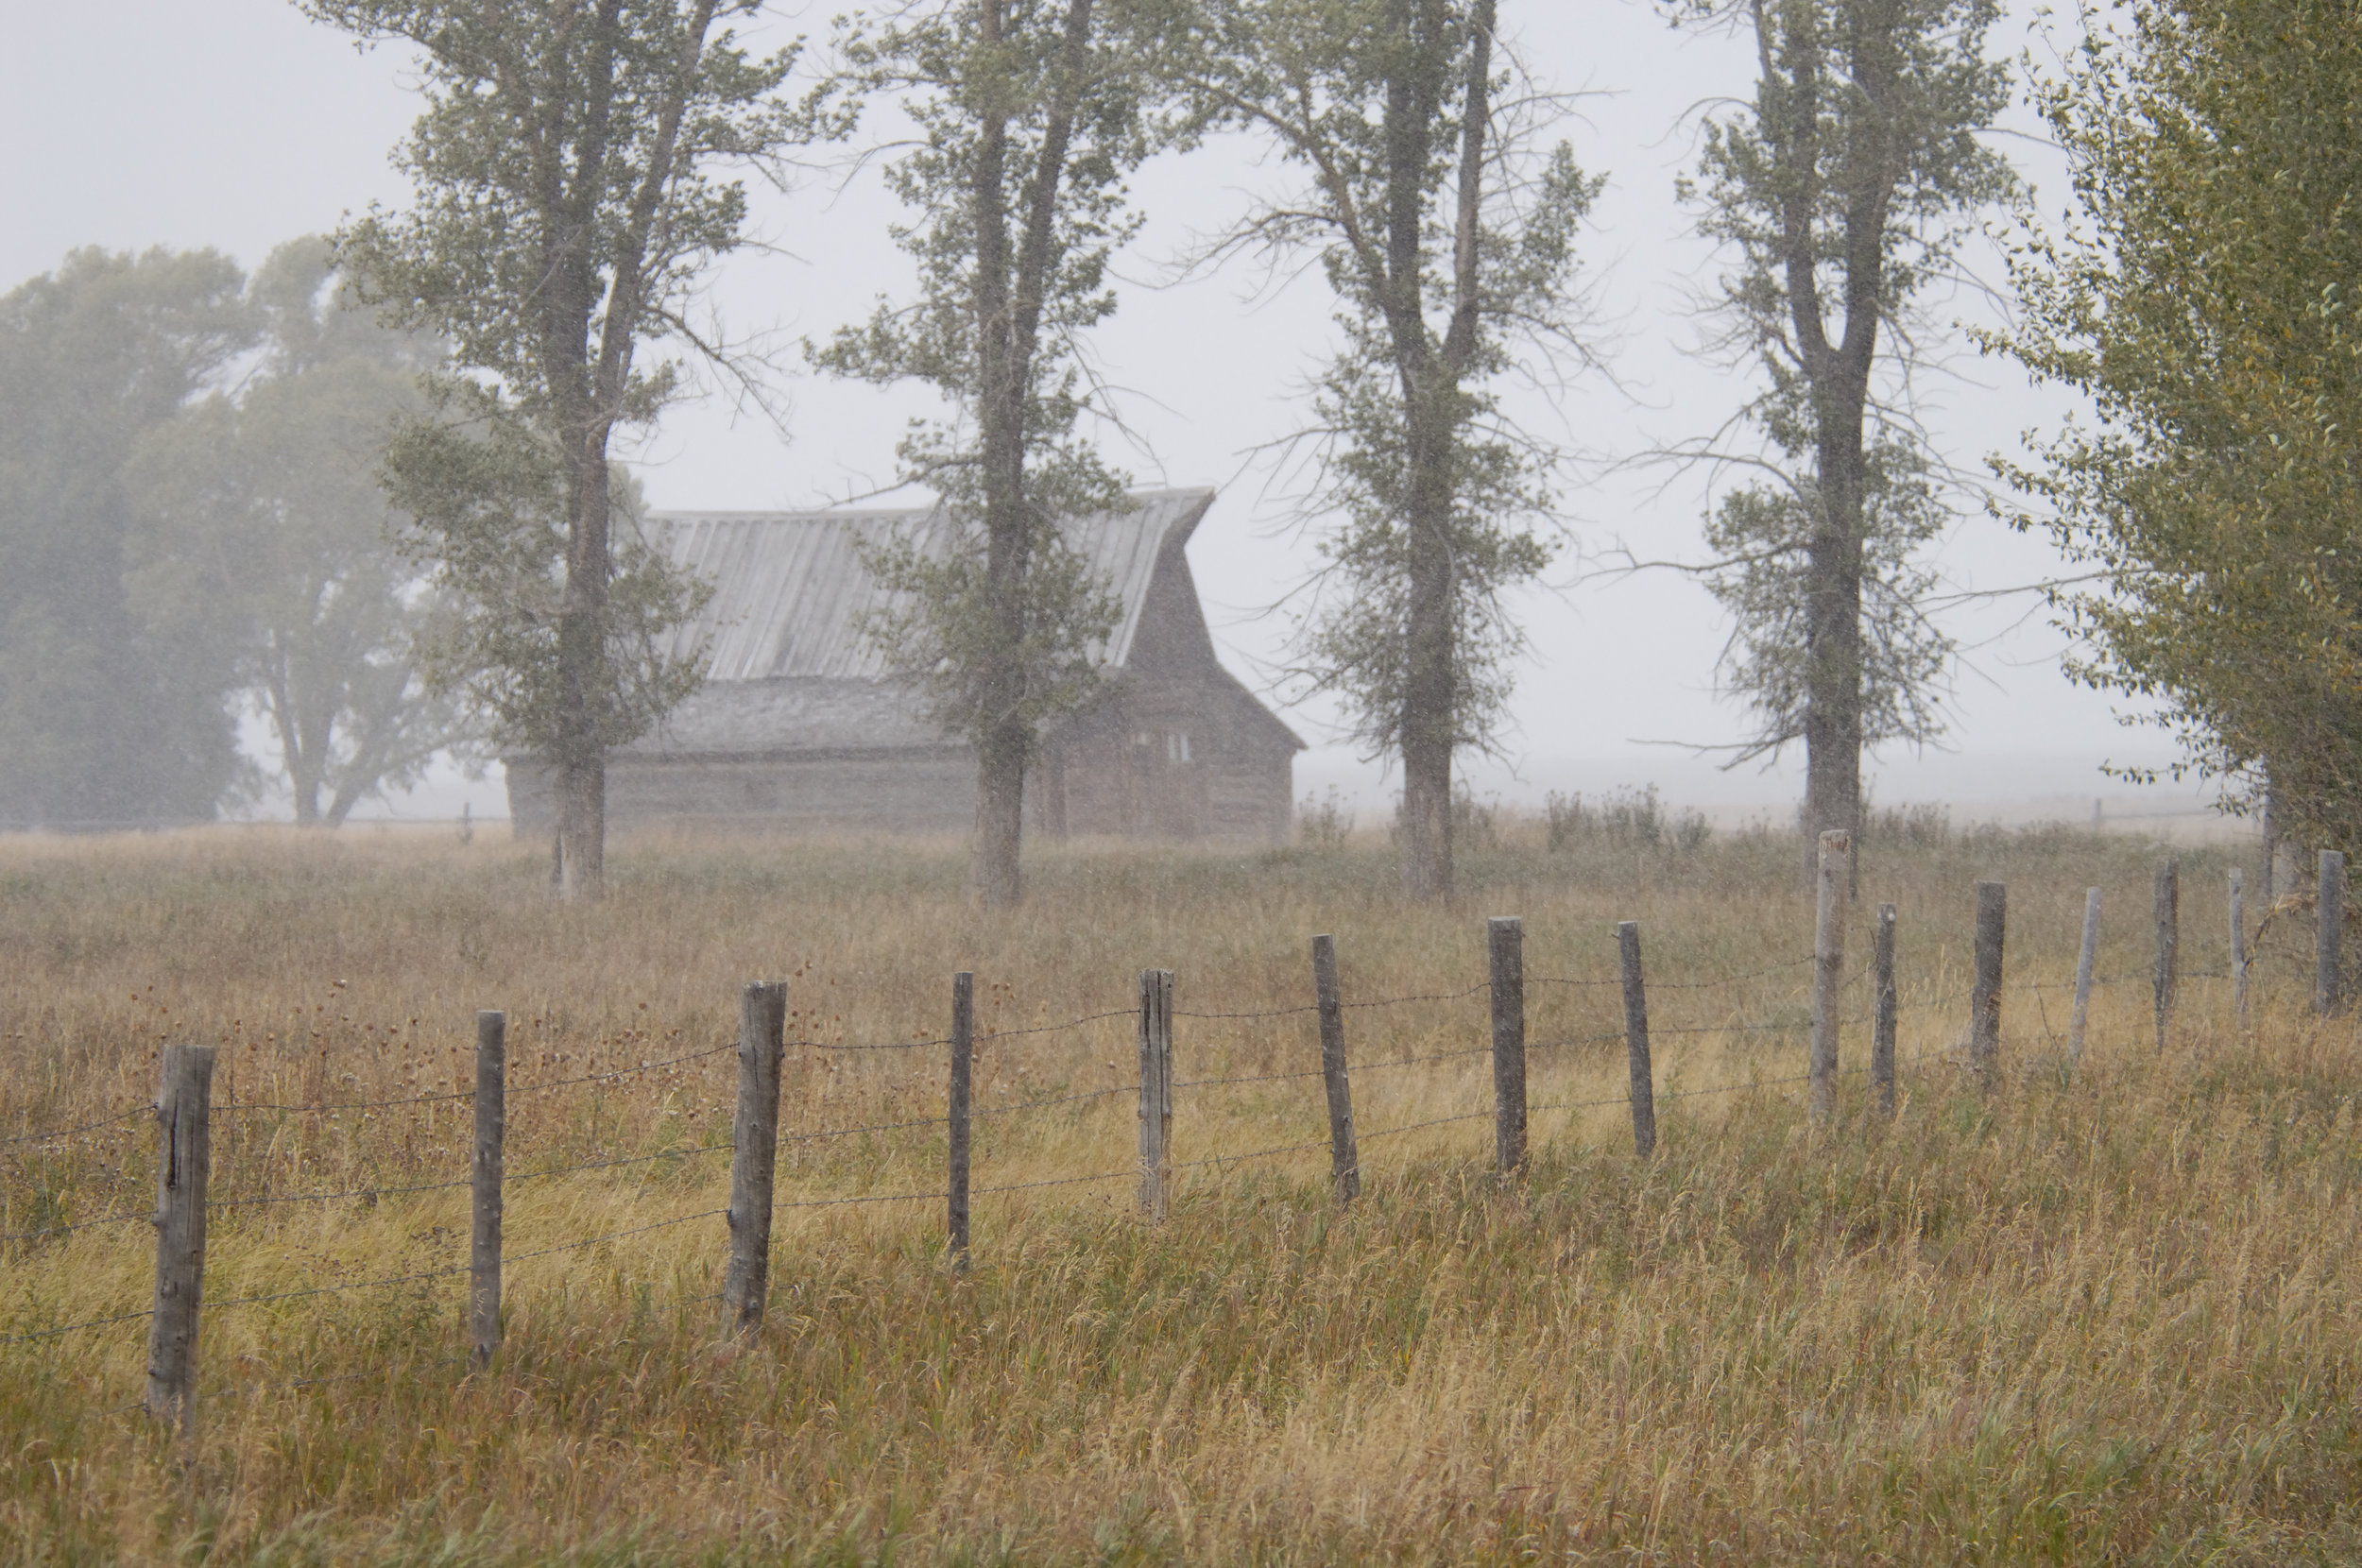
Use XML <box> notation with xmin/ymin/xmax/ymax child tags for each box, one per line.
<box><xmin>1344</xmin><ymin>981</ymin><xmax>1493</xmax><ymax>1010</ymax></box>
<box><xmin>975</xmin><ymin>1009</ymin><xmax>1137</xmax><ymax>1043</ymax></box>
<box><xmin>974</xmin><ymin>1083</ymin><xmax>1138</xmax><ymax>1117</ymax></box>
<box><xmin>0</xmin><ymin>1210</ymin><xmax>150</xmax><ymax>1246</ymax></box>
<box><xmin>1176</xmin><ymin>1066</ymin><xmax>1327</xmax><ymax>1090</ymax></box>
<box><xmin>0</xmin><ymin>1107</ymin><xmax>146</xmax><ymax>1147</ymax></box>
<box><xmin>1175</xmin><ymin>1004</ymin><xmax>1320</xmax><ymax>1022</ymax></box>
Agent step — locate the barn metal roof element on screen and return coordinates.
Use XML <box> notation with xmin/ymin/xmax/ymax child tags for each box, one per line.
<box><xmin>647</xmin><ymin>488</ymin><xmax>1216</xmax><ymax>681</ymax></box>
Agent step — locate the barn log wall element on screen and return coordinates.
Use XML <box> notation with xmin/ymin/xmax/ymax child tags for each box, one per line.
<box><xmin>508</xmin><ymin>751</ymin><xmax>977</xmax><ymax>837</ymax></box>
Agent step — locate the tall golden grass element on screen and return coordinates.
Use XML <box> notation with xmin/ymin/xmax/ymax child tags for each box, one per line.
<box><xmin>3</xmin><ymin>822</ymin><xmax>2355</xmax><ymax>1563</ymax></box>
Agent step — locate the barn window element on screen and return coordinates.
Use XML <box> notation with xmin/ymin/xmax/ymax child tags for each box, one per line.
<box><xmin>1166</xmin><ymin>732</ymin><xmax>1192</xmax><ymax>763</ymax></box>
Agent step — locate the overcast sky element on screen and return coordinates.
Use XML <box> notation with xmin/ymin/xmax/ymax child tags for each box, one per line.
<box><xmin>0</xmin><ymin>0</ymin><xmax>2216</xmax><ymax>825</ymax></box>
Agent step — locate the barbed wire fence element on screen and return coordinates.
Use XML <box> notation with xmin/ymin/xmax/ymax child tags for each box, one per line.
<box><xmin>2</xmin><ymin>842</ymin><xmax>2345</xmax><ymax>1433</ymax></box>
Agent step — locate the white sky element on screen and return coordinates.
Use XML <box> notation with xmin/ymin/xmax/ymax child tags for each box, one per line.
<box><xmin>0</xmin><ymin>0</ymin><xmax>2218</xmax><ymax>827</ymax></box>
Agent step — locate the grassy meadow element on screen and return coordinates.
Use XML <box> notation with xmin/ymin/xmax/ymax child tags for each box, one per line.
<box><xmin>3</xmin><ymin>817</ymin><xmax>2359</xmax><ymax>1562</ymax></box>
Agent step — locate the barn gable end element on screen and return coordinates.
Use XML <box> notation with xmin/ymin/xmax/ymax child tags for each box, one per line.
<box><xmin>504</xmin><ymin>488</ymin><xmax>1303</xmax><ymax>843</ymax></box>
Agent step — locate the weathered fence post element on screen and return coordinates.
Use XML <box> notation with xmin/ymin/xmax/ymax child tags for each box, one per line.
<box><xmin>1311</xmin><ymin>935</ymin><xmax>1359</xmax><ymax>1203</ymax></box>
<box><xmin>722</xmin><ymin>980</ymin><xmax>787</xmax><ymax>1335</ymax></box>
<box><xmin>1872</xmin><ymin>903</ymin><xmax>1898</xmax><ymax>1118</ymax></box>
<box><xmin>1617</xmin><ymin>921</ymin><xmax>1656</xmax><ymax>1156</ymax></box>
<box><xmin>1489</xmin><ymin>917</ymin><xmax>1527</xmax><ymax>1175</ymax></box>
<box><xmin>2069</xmin><ymin>888</ymin><xmax>2101</xmax><ymax>1065</ymax></box>
<box><xmin>2319</xmin><ymin>850</ymin><xmax>2346</xmax><ymax>1017</ymax></box>
<box><xmin>1137</xmin><ymin>969</ymin><xmax>1174</xmax><ymax>1220</ymax></box>
<box><xmin>1971</xmin><ymin>881</ymin><xmax>2006</xmax><ymax>1093</ymax></box>
<box><xmin>145</xmin><ymin>1044</ymin><xmax>216</xmax><ymax>1438</ymax></box>
<box><xmin>949</xmin><ymin>972</ymin><xmax>973</xmax><ymax>1266</ymax></box>
<box><xmin>2154</xmin><ymin>859</ymin><xmax>2179</xmax><ymax>1052</ymax></box>
<box><xmin>2230</xmin><ymin>868</ymin><xmax>2249</xmax><ymax>1031</ymax></box>
<box><xmin>1809</xmin><ymin>829</ymin><xmax>1850</xmax><ymax>1120</ymax></box>
<box><xmin>470</xmin><ymin>1011</ymin><xmax>505</xmax><ymax>1371</ymax></box>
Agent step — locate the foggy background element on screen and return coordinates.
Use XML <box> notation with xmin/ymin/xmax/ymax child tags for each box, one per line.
<box><xmin>0</xmin><ymin>0</ymin><xmax>2218</xmax><ymax>832</ymax></box>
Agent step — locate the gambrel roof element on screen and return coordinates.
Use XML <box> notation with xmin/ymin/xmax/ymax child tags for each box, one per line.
<box><xmin>629</xmin><ymin>488</ymin><xmax>1268</xmax><ymax>758</ymax></box>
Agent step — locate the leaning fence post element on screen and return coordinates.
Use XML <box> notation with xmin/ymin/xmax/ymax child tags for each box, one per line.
<box><xmin>1311</xmin><ymin>935</ymin><xmax>1359</xmax><ymax>1203</ymax></box>
<box><xmin>722</xmin><ymin>980</ymin><xmax>786</xmax><ymax>1335</ymax></box>
<box><xmin>1489</xmin><ymin>917</ymin><xmax>1527</xmax><ymax>1175</ymax></box>
<box><xmin>1137</xmin><ymin>969</ymin><xmax>1174</xmax><ymax>1220</ymax></box>
<box><xmin>1872</xmin><ymin>904</ymin><xmax>1898</xmax><ymax>1118</ymax></box>
<box><xmin>949</xmin><ymin>972</ymin><xmax>973</xmax><ymax>1265</ymax></box>
<box><xmin>1971</xmin><ymin>881</ymin><xmax>2006</xmax><ymax>1092</ymax></box>
<box><xmin>145</xmin><ymin>1044</ymin><xmax>216</xmax><ymax>1438</ymax></box>
<box><xmin>2230</xmin><ymin>868</ymin><xmax>2249</xmax><ymax>1031</ymax></box>
<box><xmin>2154</xmin><ymin>859</ymin><xmax>2179</xmax><ymax>1052</ymax></box>
<box><xmin>470</xmin><ymin>1011</ymin><xmax>505</xmax><ymax>1371</ymax></box>
<box><xmin>2069</xmin><ymin>888</ymin><xmax>2100</xmax><ymax>1065</ymax></box>
<box><xmin>1809</xmin><ymin>829</ymin><xmax>1850</xmax><ymax>1120</ymax></box>
<box><xmin>2319</xmin><ymin>850</ymin><xmax>2346</xmax><ymax>1017</ymax></box>
<box><xmin>1617</xmin><ymin>922</ymin><xmax>1656</xmax><ymax>1156</ymax></box>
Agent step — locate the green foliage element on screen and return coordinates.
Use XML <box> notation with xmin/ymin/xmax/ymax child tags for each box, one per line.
<box><xmin>1686</xmin><ymin>0</ymin><xmax>2016</xmax><ymax>346</ymax></box>
<box><xmin>126</xmin><ymin>239</ymin><xmax>473</xmax><ymax>825</ymax></box>
<box><xmin>1703</xmin><ymin>439</ymin><xmax>1950</xmax><ymax>759</ymax></box>
<box><xmin>855</xmin><ymin>523</ymin><xmax>1121</xmax><ymax>748</ymax></box>
<box><xmin>1992</xmin><ymin>0</ymin><xmax>2362</xmax><ymax>852</ymax></box>
<box><xmin>378</xmin><ymin>394</ymin><xmax>708</xmax><ymax>771</ymax></box>
<box><xmin>811</xmin><ymin>0</ymin><xmax>1143</xmax><ymax>756</ymax></box>
<box><xmin>0</xmin><ymin>247</ymin><xmax>255</xmax><ymax>826</ymax></box>
<box><xmin>1300</xmin><ymin>364</ymin><xmax>1556</xmax><ymax>758</ymax></box>
<box><xmin>310</xmin><ymin>0</ymin><xmax>808</xmax><ymax>429</ymax></box>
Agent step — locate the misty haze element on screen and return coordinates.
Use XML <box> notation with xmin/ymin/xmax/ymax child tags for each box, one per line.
<box><xmin>3</xmin><ymin>0</ymin><xmax>2358</xmax><ymax>1561</ymax></box>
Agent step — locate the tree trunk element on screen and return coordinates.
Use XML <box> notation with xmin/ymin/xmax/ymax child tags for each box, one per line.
<box><xmin>1399</xmin><ymin>450</ymin><xmax>1457</xmax><ymax>900</ymax></box>
<box><xmin>1398</xmin><ymin>702</ymin><xmax>1454</xmax><ymax>899</ymax></box>
<box><xmin>1379</xmin><ymin>0</ymin><xmax>1477</xmax><ymax>905</ymax></box>
<box><xmin>552</xmin><ymin>395</ymin><xmax>613</xmax><ymax>900</ymax></box>
<box><xmin>968</xmin><ymin>0</ymin><xmax>1028</xmax><ymax>908</ymax></box>
<box><xmin>1772</xmin><ymin>0</ymin><xmax>1897</xmax><ymax>887</ymax></box>
<box><xmin>973</xmin><ymin>720</ymin><xmax>1026</xmax><ymax>908</ymax></box>
<box><xmin>539</xmin><ymin>8</ymin><xmax>628</xmax><ymax>903</ymax></box>
<box><xmin>267</xmin><ymin>658</ymin><xmax>323</xmax><ymax>825</ymax></box>
<box><xmin>1800</xmin><ymin>406</ymin><xmax>1866</xmax><ymax>883</ymax></box>
<box><xmin>555</xmin><ymin>476</ymin><xmax>609</xmax><ymax>902</ymax></box>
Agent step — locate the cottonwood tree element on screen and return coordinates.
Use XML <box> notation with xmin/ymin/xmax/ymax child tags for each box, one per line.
<box><xmin>1683</xmin><ymin>0</ymin><xmax>2012</xmax><ymax>871</ymax></box>
<box><xmin>129</xmin><ymin>238</ymin><xmax>471</xmax><ymax>826</ymax></box>
<box><xmin>1149</xmin><ymin>0</ymin><xmax>1600</xmax><ymax>900</ymax></box>
<box><xmin>0</xmin><ymin>247</ymin><xmax>254</xmax><ymax>827</ymax></box>
<box><xmin>813</xmin><ymin>0</ymin><xmax>1145</xmax><ymax>908</ymax></box>
<box><xmin>305</xmin><ymin>0</ymin><xmax>818</xmax><ymax>897</ymax></box>
<box><xmin>1995</xmin><ymin>0</ymin><xmax>2362</xmax><ymax>856</ymax></box>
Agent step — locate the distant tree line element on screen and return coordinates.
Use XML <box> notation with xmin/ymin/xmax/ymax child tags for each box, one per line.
<box><xmin>0</xmin><ymin>239</ymin><xmax>464</xmax><ymax>828</ymax></box>
<box><xmin>10</xmin><ymin>0</ymin><xmax>2350</xmax><ymax>897</ymax></box>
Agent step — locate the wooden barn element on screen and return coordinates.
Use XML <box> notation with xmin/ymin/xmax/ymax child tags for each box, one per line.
<box><xmin>504</xmin><ymin>488</ymin><xmax>1303</xmax><ymax>843</ymax></box>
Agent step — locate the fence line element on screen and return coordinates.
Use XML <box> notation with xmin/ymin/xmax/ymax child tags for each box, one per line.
<box><xmin>6</xmin><ymin>856</ymin><xmax>2331</xmax><ymax>1428</ymax></box>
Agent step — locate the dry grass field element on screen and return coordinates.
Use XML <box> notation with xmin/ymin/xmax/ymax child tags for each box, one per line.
<box><xmin>3</xmin><ymin>819</ymin><xmax>2358</xmax><ymax>1563</ymax></box>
